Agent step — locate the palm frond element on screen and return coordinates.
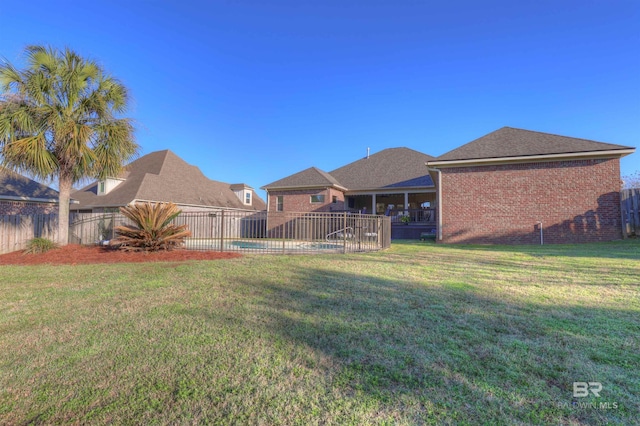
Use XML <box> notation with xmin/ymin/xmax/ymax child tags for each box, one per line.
<box><xmin>113</xmin><ymin>202</ymin><xmax>191</xmax><ymax>252</ymax></box>
<box><xmin>0</xmin><ymin>44</ymin><xmax>139</xmax><ymax>183</ymax></box>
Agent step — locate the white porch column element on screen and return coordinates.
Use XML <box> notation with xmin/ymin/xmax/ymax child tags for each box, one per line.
<box><xmin>404</xmin><ymin>192</ymin><xmax>409</xmax><ymax>214</ymax></box>
<box><xmin>372</xmin><ymin>194</ymin><xmax>376</xmax><ymax>214</ymax></box>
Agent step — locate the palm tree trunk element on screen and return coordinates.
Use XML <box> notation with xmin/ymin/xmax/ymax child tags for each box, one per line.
<box><xmin>58</xmin><ymin>176</ymin><xmax>72</xmax><ymax>245</ymax></box>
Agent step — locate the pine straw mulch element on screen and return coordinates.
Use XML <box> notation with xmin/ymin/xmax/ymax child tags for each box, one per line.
<box><xmin>0</xmin><ymin>244</ymin><xmax>241</xmax><ymax>266</ymax></box>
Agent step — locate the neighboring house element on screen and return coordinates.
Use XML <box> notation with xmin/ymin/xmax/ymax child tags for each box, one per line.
<box><xmin>427</xmin><ymin>127</ymin><xmax>635</xmax><ymax>244</ymax></box>
<box><xmin>71</xmin><ymin>150</ymin><xmax>266</xmax><ymax>212</ymax></box>
<box><xmin>262</xmin><ymin>147</ymin><xmax>436</xmax><ymax>214</ymax></box>
<box><xmin>0</xmin><ymin>168</ymin><xmax>60</xmax><ymax>215</ymax></box>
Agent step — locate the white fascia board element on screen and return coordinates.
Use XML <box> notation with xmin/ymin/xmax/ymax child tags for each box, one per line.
<box><xmin>427</xmin><ymin>149</ymin><xmax>636</xmax><ymax>167</ymax></box>
<box><xmin>132</xmin><ymin>199</ymin><xmax>262</xmax><ymax>212</ymax></box>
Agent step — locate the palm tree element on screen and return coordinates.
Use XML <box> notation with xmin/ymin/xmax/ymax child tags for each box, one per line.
<box><xmin>0</xmin><ymin>45</ymin><xmax>138</xmax><ymax>245</ymax></box>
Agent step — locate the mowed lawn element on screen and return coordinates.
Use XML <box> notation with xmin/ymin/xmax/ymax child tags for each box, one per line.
<box><xmin>1</xmin><ymin>241</ymin><xmax>639</xmax><ymax>425</ymax></box>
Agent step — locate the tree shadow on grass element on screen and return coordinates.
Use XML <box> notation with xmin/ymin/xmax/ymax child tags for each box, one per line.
<box><xmin>237</xmin><ymin>266</ymin><xmax>640</xmax><ymax>424</ymax></box>
<box><xmin>430</xmin><ymin>239</ymin><xmax>640</xmax><ymax>261</ymax></box>
<box><xmin>349</xmin><ymin>244</ymin><xmax>640</xmax><ymax>288</ymax></box>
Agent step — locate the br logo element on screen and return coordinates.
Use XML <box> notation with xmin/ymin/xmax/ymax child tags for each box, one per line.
<box><xmin>573</xmin><ymin>382</ymin><xmax>602</xmax><ymax>397</ymax></box>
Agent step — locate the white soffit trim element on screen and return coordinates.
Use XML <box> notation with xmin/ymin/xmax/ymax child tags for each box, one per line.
<box><xmin>427</xmin><ymin>149</ymin><xmax>636</xmax><ymax>167</ymax></box>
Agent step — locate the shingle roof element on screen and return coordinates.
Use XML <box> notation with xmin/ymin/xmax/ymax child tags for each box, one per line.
<box><xmin>330</xmin><ymin>147</ymin><xmax>435</xmax><ymax>190</ymax></box>
<box><xmin>0</xmin><ymin>168</ymin><xmax>59</xmax><ymax>200</ymax></box>
<box><xmin>71</xmin><ymin>150</ymin><xmax>265</xmax><ymax>210</ymax></box>
<box><xmin>262</xmin><ymin>148</ymin><xmax>435</xmax><ymax>191</ymax></box>
<box><xmin>434</xmin><ymin>127</ymin><xmax>634</xmax><ymax>162</ymax></box>
<box><xmin>262</xmin><ymin>167</ymin><xmax>346</xmax><ymax>190</ymax></box>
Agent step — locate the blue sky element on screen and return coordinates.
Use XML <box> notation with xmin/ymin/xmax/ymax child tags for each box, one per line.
<box><xmin>1</xmin><ymin>0</ymin><xmax>639</xmax><ymax>198</ymax></box>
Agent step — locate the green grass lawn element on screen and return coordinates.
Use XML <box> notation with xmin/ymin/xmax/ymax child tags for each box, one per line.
<box><xmin>1</xmin><ymin>240</ymin><xmax>639</xmax><ymax>425</ymax></box>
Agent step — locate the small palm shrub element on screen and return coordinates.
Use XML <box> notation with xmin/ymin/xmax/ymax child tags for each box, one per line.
<box><xmin>113</xmin><ymin>202</ymin><xmax>191</xmax><ymax>252</ymax></box>
<box><xmin>24</xmin><ymin>237</ymin><xmax>58</xmax><ymax>254</ymax></box>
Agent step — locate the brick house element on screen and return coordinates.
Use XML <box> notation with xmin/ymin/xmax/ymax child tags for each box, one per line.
<box><xmin>71</xmin><ymin>150</ymin><xmax>266</xmax><ymax>213</ymax></box>
<box><xmin>261</xmin><ymin>148</ymin><xmax>437</xmax><ymax>237</ymax></box>
<box><xmin>262</xmin><ymin>148</ymin><xmax>436</xmax><ymax>213</ymax></box>
<box><xmin>427</xmin><ymin>127</ymin><xmax>635</xmax><ymax>244</ymax></box>
<box><xmin>0</xmin><ymin>168</ymin><xmax>61</xmax><ymax>215</ymax></box>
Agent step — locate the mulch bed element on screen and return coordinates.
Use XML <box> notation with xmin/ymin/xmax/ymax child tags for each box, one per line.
<box><xmin>0</xmin><ymin>244</ymin><xmax>241</xmax><ymax>266</ymax></box>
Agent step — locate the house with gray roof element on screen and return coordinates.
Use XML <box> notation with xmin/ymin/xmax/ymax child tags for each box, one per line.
<box><xmin>0</xmin><ymin>168</ymin><xmax>61</xmax><ymax>215</ymax></box>
<box><xmin>263</xmin><ymin>148</ymin><xmax>436</xmax><ymax>213</ymax></box>
<box><xmin>263</xmin><ymin>127</ymin><xmax>635</xmax><ymax>244</ymax></box>
<box><xmin>262</xmin><ymin>147</ymin><xmax>437</xmax><ymax>238</ymax></box>
<box><xmin>71</xmin><ymin>150</ymin><xmax>266</xmax><ymax>213</ymax></box>
<box><xmin>427</xmin><ymin>127</ymin><xmax>635</xmax><ymax>244</ymax></box>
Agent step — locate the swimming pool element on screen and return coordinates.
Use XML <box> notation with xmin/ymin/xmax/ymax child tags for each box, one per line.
<box><xmin>183</xmin><ymin>238</ymin><xmax>365</xmax><ymax>254</ymax></box>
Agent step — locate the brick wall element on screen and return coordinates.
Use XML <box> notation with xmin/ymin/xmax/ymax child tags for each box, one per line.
<box><xmin>439</xmin><ymin>158</ymin><xmax>622</xmax><ymax>244</ymax></box>
<box><xmin>266</xmin><ymin>188</ymin><xmax>345</xmax><ymax>236</ymax></box>
<box><xmin>267</xmin><ymin>188</ymin><xmax>345</xmax><ymax>213</ymax></box>
<box><xmin>0</xmin><ymin>201</ymin><xmax>58</xmax><ymax>215</ymax></box>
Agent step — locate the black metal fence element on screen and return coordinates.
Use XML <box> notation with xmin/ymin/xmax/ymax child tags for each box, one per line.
<box><xmin>68</xmin><ymin>210</ymin><xmax>391</xmax><ymax>254</ymax></box>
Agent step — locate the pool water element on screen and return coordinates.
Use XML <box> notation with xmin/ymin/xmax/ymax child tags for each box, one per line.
<box><xmin>229</xmin><ymin>241</ymin><xmax>268</xmax><ymax>249</ymax></box>
<box><xmin>307</xmin><ymin>243</ymin><xmax>342</xmax><ymax>250</ymax></box>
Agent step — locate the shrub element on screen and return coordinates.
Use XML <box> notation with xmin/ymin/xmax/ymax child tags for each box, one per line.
<box><xmin>112</xmin><ymin>202</ymin><xmax>191</xmax><ymax>252</ymax></box>
<box><xmin>24</xmin><ymin>238</ymin><xmax>58</xmax><ymax>254</ymax></box>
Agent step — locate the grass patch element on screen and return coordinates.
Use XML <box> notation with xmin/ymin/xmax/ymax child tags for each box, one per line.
<box><xmin>1</xmin><ymin>240</ymin><xmax>639</xmax><ymax>424</ymax></box>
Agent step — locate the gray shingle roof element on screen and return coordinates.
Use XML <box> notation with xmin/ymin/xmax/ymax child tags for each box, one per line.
<box><xmin>71</xmin><ymin>150</ymin><xmax>265</xmax><ymax>210</ymax></box>
<box><xmin>330</xmin><ymin>148</ymin><xmax>435</xmax><ymax>190</ymax></box>
<box><xmin>262</xmin><ymin>148</ymin><xmax>435</xmax><ymax>191</ymax></box>
<box><xmin>0</xmin><ymin>168</ymin><xmax>59</xmax><ymax>200</ymax></box>
<box><xmin>262</xmin><ymin>167</ymin><xmax>346</xmax><ymax>190</ymax></box>
<box><xmin>434</xmin><ymin>127</ymin><xmax>634</xmax><ymax>162</ymax></box>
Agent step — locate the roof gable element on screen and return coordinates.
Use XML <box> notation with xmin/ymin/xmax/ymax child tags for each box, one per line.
<box><xmin>0</xmin><ymin>168</ymin><xmax>59</xmax><ymax>200</ymax></box>
<box><xmin>262</xmin><ymin>167</ymin><xmax>345</xmax><ymax>190</ymax></box>
<box><xmin>434</xmin><ymin>127</ymin><xmax>634</xmax><ymax>162</ymax></box>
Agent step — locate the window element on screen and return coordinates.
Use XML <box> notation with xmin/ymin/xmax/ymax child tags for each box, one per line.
<box><xmin>98</xmin><ymin>181</ymin><xmax>105</xmax><ymax>194</ymax></box>
<box><xmin>332</xmin><ymin>196</ymin><xmax>338</xmax><ymax>204</ymax></box>
<box><xmin>276</xmin><ymin>196</ymin><xmax>284</xmax><ymax>212</ymax></box>
<box><xmin>245</xmin><ymin>191</ymin><xmax>251</xmax><ymax>205</ymax></box>
<box><xmin>310</xmin><ymin>195</ymin><xmax>325</xmax><ymax>203</ymax></box>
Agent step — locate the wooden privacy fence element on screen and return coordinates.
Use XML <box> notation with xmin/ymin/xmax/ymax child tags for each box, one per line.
<box><xmin>0</xmin><ymin>214</ymin><xmax>59</xmax><ymax>254</ymax></box>
<box><xmin>621</xmin><ymin>188</ymin><xmax>640</xmax><ymax>238</ymax></box>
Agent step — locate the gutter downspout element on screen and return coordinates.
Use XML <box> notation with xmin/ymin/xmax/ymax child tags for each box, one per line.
<box><xmin>537</xmin><ymin>221</ymin><xmax>543</xmax><ymax>245</ymax></box>
<box><xmin>426</xmin><ymin>167</ymin><xmax>443</xmax><ymax>242</ymax></box>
